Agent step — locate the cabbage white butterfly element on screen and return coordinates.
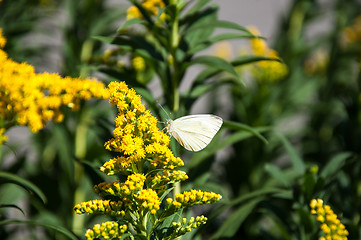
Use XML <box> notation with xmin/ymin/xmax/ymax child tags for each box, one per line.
<box><xmin>166</xmin><ymin>114</ymin><xmax>223</xmax><ymax>152</ymax></box>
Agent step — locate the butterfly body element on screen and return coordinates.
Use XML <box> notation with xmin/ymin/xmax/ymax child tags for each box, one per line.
<box><xmin>166</xmin><ymin>114</ymin><xmax>223</xmax><ymax>152</ymax></box>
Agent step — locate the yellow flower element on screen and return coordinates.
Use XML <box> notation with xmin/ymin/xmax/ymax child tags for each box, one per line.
<box><xmin>247</xmin><ymin>26</ymin><xmax>288</xmax><ymax>83</ymax></box>
<box><xmin>135</xmin><ymin>189</ymin><xmax>160</xmax><ymax>214</ymax></box>
<box><xmin>126</xmin><ymin>0</ymin><xmax>166</xmax><ymax>21</ymax></box>
<box><xmin>0</xmin><ymin>29</ymin><xmax>109</xmax><ymax>134</ymax></box>
<box><xmin>0</xmin><ymin>128</ymin><xmax>7</xmax><ymax>145</ymax></box>
<box><xmin>74</xmin><ymin>82</ymin><xmax>222</xmax><ymax>239</ymax></box>
<box><xmin>85</xmin><ymin>221</ymin><xmax>128</xmax><ymax>240</ymax></box>
<box><xmin>304</xmin><ymin>48</ymin><xmax>329</xmax><ymax>76</ymax></box>
<box><xmin>102</xmin><ymin>81</ymin><xmax>183</xmax><ymax>175</ymax></box>
<box><xmin>74</xmin><ymin>200</ymin><xmax>124</xmax><ymax>217</ymax></box>
<box><xmin>0</xmin><ymin>29</ymin><xmax>6</xmax><ymax>48</ymax></box>
<box><xmin>132</xmin><ymin>56</ymin><xmax>146</xmax><ymax>72</ymax></box>
<box><xmin>171</xmin><ymin>215</ymin><xmax>208</xmax><ymax>238</ymax></box>
<box><xmin>310</xmin><ymin>198</ymin><xmax>348</xmax><ymax>240</ymax></box>
<box><xmin>341</xmin><ymin>15</ymin><xmax>361</xmax><ymax>47</ymax></box>
<box><xmin>212</xmin><ymin>41</ymin><xmax>233</xmax><ymax>60</ymax></box>
<box><xmin>166</xmin><ymin>189</ymin><xmax>222</xmax><ymax>210</ymax></box>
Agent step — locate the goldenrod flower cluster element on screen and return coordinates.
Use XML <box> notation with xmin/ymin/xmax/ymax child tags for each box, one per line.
<box><xmin>103</xmin><ymin>81</ymin><xmax>184</xmax><ymax>175</ymax></box>
<box><xmin>85</xmin><ymin>221</ymin><xmax>128</xmax><ymax>240</ymax></box>
<box><xmin>74</xmin><ymin>199</ymin><xmax>125</xmax><ymax>217</ymax></box>
<box><xmin>170</xmin><ymin>216</ymin><xmax>208</xmax><ymax>239</ymax></box>
<box><xmin>150</xmin><ymin>170</ymin><xmax>188</xmax><ymax>190</ymax></box>
<box><xmin>310</xmin><ymin>199</ymin><xmax>349</xmax><ymax>240</ymax></box>
<box><xmin>126</xmin><ymin>0</ymin><xmax>166</xmax><ymax>21</ymax></box>
<box><xmin>166</xmin><ymin>189</ymin><xmax>222</xmax><ymax>209</ymax></box>
<box><xmin>248</xmin><ymin>26</ymin><xmax>288</xmax><ymax>83</ymax></box>
<box><xmin>74</xmin><ymin>82</ymin><xmax>222</xmax><ymax>239</ymax></box>
<box><xmin>0</xmin><ymin>30</ymin><xmax>109</xmax><ymax>134</ymax></box>
<box><xmin>94</xmin><ymin>173</ymin><xmax>146</xmax><ymax>197</ymax></box>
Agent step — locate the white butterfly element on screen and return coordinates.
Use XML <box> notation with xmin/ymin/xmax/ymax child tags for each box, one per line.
<box><xmin>166</xmin><ymin>114</ymin><xmax>223</xmax><ymax>152</ymax></box>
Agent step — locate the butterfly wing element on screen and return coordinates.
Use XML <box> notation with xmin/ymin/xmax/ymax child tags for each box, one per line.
<box><xmin>170</xmin><ymin>114</ymin><xmax>223</xmax><ymax>152</ymax></box>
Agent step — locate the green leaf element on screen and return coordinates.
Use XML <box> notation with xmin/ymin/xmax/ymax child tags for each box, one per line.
<box><xmin>191</xmin><ymin>55</ymin><xmax>278</xmax><ymax>86</ymax></box>
<box><xmin>93</xmin><ymin>35</ymin><xmax>164</xmax><ymax>61</ymax></box>
<box><xmin>157</xmin><ymin>209</ymin><xmax>183</xmax><ymax>238</ymax></box>
<box><xmin>134</xmin><ymin>87</ymin><xmax>158</xmax><ymax>113</ymax></box>
<box><xmin>232</xmin><ymin>55</ymin><xmax>281</xmax><ymax>66</ymax></box>
<box><xmin>320</xmin><ymin>152</ymin><xmax>352</xmax><ymax>178</ymax></box>
<box><xmin>184</xmin><ymin>0</ymin><xmax>211</xmax><ymax>15</ymax></box>
<box><xmin>187</xmin><ymin>79</ymin><xmax>234</xmax><ymax>98</ymax></box>
<box><xmin>189</xmin><ymin>56</ymin><xmax>243</xmax><ymax>85</ymax></box>
<box><xmin>189</xmin><ymin>126</ymin><xmax>270</xmax><ymax>169</ymax></box>
<box><xmin>0</xmin><ymin>204</ymin><xmax>25</xmax><ymax>215</ymax></box>
<box><xmin>182</xmin><ymin>5</ymin><xmax>218</xmax><ymax>48</ymax></box>
<box><xmin>158</xmin><ymin>187</ymin><xmax>174</xmax><ymax>202</ymax></box>
<box><xmin>133</xmin><ymin>234</ymin><xmax>148</xmax><ymax>240</ymax></box>
<box><xmin>187</xmin><ymin>33</ymin><xmax>255</xmax><ymax>55</ymax></box>
<box><xmin>129</xmin><ymin>0</ymin><xmax>154</xmax><ymax>25</ymax></box>
<box><xmin>117</xmin><ymin>18</ymin><xmax>146</xmax><ymax>32</ymax></box>
<box><xmin>223</xmin><ymin>121</ymin><xmax>269</xmax><ymax>144</ymax></box>
<box><xmin>0</xmin><ymin>219</ymin><xmax>78</xmax><ymax>240</ymax></box>
<box><xmin>213</xmin><ymin>188</ymin><xmax>290</xmax><ymax>217</ymax></box>
<box><xmin>276</xmin><ymin>133</ymin><xmax>305</xmax><ymax>176</ymax></box>
<box><xmin>185</xmin><ymin>19</ymin><xmax>253</xmax><ymax>35</ymax></box>
<box><xmin>210</xmin><ymin>198</ymin><xmax>262</xmax><ymax>239</ymax></box>
<box><xmin>0</xmin><ymin>172</ymin><xmax>47</xmax><ymax>204</ymax></box>
<box><xmin>265</xmin><ymin>164</ymin><xmax>290</xmax><ymax>187</ymax></box>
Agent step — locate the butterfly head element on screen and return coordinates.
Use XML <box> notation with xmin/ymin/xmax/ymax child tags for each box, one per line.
<box><xmin>165</xmin><ymin>119</ymin><xmax>174</xmax><ymax>135</ymax></box>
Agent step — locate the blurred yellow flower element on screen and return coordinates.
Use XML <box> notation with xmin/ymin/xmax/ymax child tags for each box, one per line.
<box><xmin>212</xmin><ymin>41</ymin><xmax>233</xmax><ymax>60</ymax></box>
<box><xmin>304</xmin><ymin>48</ymin><xmax>329</xmax><ymax>76</ymax></box>
<box><xmin>0</xmin><ymin>29</ymin><xmax>109</xmax><ymax>133</ymax></box>
<box><xmin>310</xmin><ymin>199</ymin><xmax>349</xmax><ymax>240</ymax></box>
<box><xmin>0</xmin><ymin>128</ymin><xmax>7</xmax><ymax>145</ymax></box>
<box><xmin>132</xmin><ymin>56</ymin><xmax>146</xmax><ymax>71</ymax></box>
<box><xmin>126</xmin><ymin>0</ymin><xmax>166</xmax><ymax>21</ymax></box>
<box><xmin>0</xmin><ymin>29</ymin><xmax>6</xmax><ymax>48</ymax></box>
<box><xmin>341</xmin><ymin>15</ymin><xmax>361</xmax><ymax>47</ymax></box>
<box><xmin>248</xmin><ymin>26</ymin><xmax>288</xmax><ymax>83</ymax></box>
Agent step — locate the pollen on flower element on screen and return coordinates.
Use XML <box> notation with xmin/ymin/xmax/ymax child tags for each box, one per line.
<box><xmin>310</xmin><ymin>198</ymin><xmax>349</xmax><ymax>240</ymax></box>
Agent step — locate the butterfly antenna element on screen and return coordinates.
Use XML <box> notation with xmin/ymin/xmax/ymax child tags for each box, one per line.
<box><xmin>156</xmin><ymin>100</ymin><xmax>171</xmax><ymax>120</ymax></box>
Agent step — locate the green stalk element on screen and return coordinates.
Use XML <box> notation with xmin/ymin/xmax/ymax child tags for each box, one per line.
<box><xmin>170</xmin><ymin>0</ymin><xmax>180</xmax><ymax>113</ymax></box>
<box><xmin>72</xmin><ymin>110</ymin><xmax>91</xmax><ymax>235</ymax></box>
<box><xmin>168</xmin><ymin>5</ymin><xmax>182</xmax><ymax>238</ymax></box>
<box><xmin>80</xmin><ymin>39</ymin><xmax>94</xmax><ymax>79</ymax></box>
